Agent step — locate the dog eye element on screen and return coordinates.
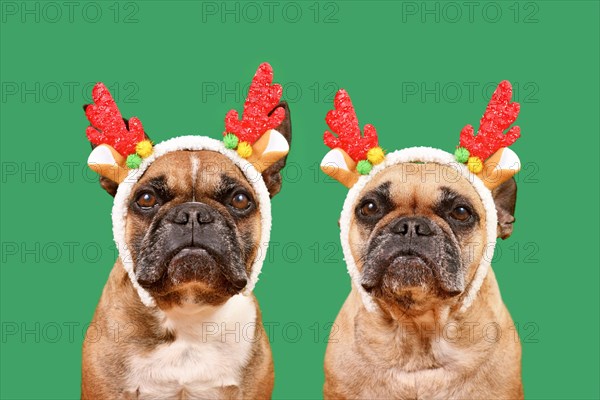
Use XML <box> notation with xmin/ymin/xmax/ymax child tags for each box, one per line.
<box><xmin>450</xmin><ymin>206</ymin><xmax>471</xmax><ymax>221</ymax></box>
<box><xmin>230</xmin><ymin>192</ymin><xmax>250</xmax><ymax>210</ymax></box>
<box><xmin>136</xmin><ymin>192</ymin><xmax>157</xmax><ymax>209</ymax></box>
<box><xmin>360</xmin><ymin>201</ymin><xmax>379</xmax><ymax>217</ymax></box>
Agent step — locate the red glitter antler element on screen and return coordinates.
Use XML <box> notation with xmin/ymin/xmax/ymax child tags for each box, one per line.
<box><xmin>324</xmin><ymin>89</ymin><xmax>379</xmax><ymax>163</ymax></box>
<box><xmin>85</xmin><ymin>83</ymin><xmax>146</xmax><ymax>158</ymax></box>
<box><xmin>224</xmin><ymin>63</ymin><xmax>285</xmax><ymax>145</ymax></box>
<box><xmin>459</xmin><ymin>80</ymin><xmax>521</xmax><ymax>161</ymax></box>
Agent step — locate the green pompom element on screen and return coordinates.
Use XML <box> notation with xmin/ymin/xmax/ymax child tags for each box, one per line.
<box><xmin>126</xmin><ymin>153</ymin><xmax>142</xmax><ymax>169</ymax></box>
<box><xmin>223</xmin><ymin>133</ymin><xmax>239</xmax><ymax>149</ymax></box>
<box><xmin>356</xmin><ymin>160</ymin><xmax>373</xmax><ymax>175</ymax></box>
<box><xmin>454</xmin><ymin>147</ymin><xmax>470</xmax><ymax>163</ymax></box>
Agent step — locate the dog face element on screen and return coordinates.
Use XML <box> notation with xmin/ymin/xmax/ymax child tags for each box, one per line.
<box><xmin>125</xmin><ymin>150</ymin><xmax>264</xmax><ymax>308</ymax></box>
<box><xmin>348</xmin><ymin>163</ymin><xmax>517</xmax><ymax>315</ymax></box>
<box><xmin>97</xmin><ymin>104</ymin><xmax>291</xmax><ymax>310</ymax></box>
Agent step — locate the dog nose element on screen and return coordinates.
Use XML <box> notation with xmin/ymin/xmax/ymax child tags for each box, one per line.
<box><xmin>391</xmin><ymin>217</ymin><xmax>434</xmax><ymax>237</ymax></box>
<box><xmin>170</xmin><ymin>203</ymin><xmax>215</xmax><ymax>225</ymax></box>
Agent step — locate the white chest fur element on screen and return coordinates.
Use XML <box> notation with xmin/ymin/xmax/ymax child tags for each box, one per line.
<box><xmin>126</xmin><ymin>295</ymin><xmax>257</xmax><ymax>399</ymax></box>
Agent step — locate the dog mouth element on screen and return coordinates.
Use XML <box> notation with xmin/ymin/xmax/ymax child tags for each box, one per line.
<box><xmin>170</xmin><ymin>245</ymin><xmax>214</xmax><ymax>262</ymax></box>
<box><xmin>392</xmin><ymin>253</ymin><xmax>435</xmax><ymax>269</ymax></box>
<box><xmin>167</xmin><ymin>246</ymin><xmax>215</xmax><ymax>277</ymax></box>
<box><xmin>136</xmin><ymin>243</ymin><xmax>248</xmax><ymax>294</ymax></box>
<box><xmin>390</xmin><ymin>254</ymin><xmax>434</xmax><ymax>274</ymax></box>
<box><xmin>361</xmin><ymin>251</ymin><xmax>436</xmax><ymax>292</ymax></box>
<box><xmin>361</xmin><ymin>247</ymin><xmax>464</xmax><ymax>305</ymax></box>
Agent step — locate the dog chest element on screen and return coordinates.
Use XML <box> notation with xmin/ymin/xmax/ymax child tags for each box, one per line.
<box><xmin>125</xmin><ymin>295</ymin><xmax>257</xmax><ymax>398</ymax></box>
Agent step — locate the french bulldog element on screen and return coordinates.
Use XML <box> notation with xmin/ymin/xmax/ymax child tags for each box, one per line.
<box><xmin>81</xmin><ymin>103</ymin><xmax>292</xmax><ymax>400</ymax></box>
<box><xmin>323</xmin><ymin>164</ymin><xmax>523</xmax><ymax>399</ymax></box>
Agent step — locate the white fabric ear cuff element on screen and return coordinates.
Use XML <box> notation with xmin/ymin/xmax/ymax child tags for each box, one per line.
<box><xmin>338</xmin><ymin>147</ymin><xmax>498</xmax><ymax>313</ymax></box>
<box><xmin>111</xmin><ymin>136</ymin><xmax>273</xmax><ymax>307</ymax></box>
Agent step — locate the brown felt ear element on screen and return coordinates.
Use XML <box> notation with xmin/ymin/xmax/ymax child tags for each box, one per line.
<box><xmin>88</xmin><ymin>142</ymin><xmax>124</xmax><ymax>197</ymax></box>
<box><xmin>492</xmin><ymin>177</ymin><xmax>517</xmax><ymax>239</ymax></box>
<box><xmin>261</xmin><ymin>101</ymin><xmax>291</xmax><ymax>198</ymax></box>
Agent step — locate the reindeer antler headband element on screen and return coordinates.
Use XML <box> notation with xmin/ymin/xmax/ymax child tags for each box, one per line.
<box><xmin>86</xmin><ymin>63</ymin><xmax>289</xmax><ymax>184</ymax></box>
<box><xmin>321</xmin><ymin>81</ymin><xmax>521</xmax><ymax>190</ymax></box>
<box><xmin>322</xmin><ymin>81</ymin><xmax>523</xmax><ymax>313</ymax></box>
<box><xmin>83</xmin><ymin>63</ymin><xmax>287</xmax><ymax>307</ymax></box>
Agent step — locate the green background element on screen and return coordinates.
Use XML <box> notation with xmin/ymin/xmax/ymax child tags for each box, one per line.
<box><xmin>1</xmin><ymin>1</ymin><xmax>598</xmax><ymax>399</ymax></box>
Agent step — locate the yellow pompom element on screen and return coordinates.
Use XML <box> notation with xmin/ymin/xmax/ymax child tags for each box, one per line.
<box><xmin>136</xmin><ymin>140</ymin><xmax>153</xmax><ymax>158</ymax></box>
<box><xmin>467</xmin><ymin>156</ymin><xmax>483</xmax><ymax>173</ymax></box>
<box><xmin>237</xmin><ymin>141</ymin><xmax>253</xmax><ymax>158</ymax></box>
<box><xmin>367</xmin><ymin>147</ymin><xmax>385</xmax><ymax>165</ymax></box>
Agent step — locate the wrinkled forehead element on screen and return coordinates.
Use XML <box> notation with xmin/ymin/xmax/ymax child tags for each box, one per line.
<box><xmin>133</xmin><ymin>150</ymin><xmax>252</xmax><ymax>196</ymax></box>
<box><xmin>360</xmin><ymin>163</ymin><xmax>483</xmax><ymax>208</ymax></box>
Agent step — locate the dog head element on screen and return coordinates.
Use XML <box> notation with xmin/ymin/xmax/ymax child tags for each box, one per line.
<box><xmin>84</xmin><ymin>64</ymin><xmax>292</xmax><ymax>309</ymax></box>
<box><xmin>347</xmin><ymin>163</ymin><xmax>516</xmax><ymax>315</ymax></box>
<box><xmin>321</xmin><ymin>83</ymin><xmax>522</xmax><ymax>316</ymax></box>
<box><xmin>97</xmin><ymin>103</ymin><xmax>290</xmax><ymax>309</ymax></box>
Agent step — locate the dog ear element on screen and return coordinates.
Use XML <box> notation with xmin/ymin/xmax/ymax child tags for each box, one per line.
<box><xmin>492</xmin><ymin>177</ymin><xmax>517</xmax><ymax>239</ymax></box>
<box><xmin>98</xmin><ymin>175</ymin><xmax>119</xmax><ymax>197</ymax></box>
<box><xmin>261</xmin><ymin>101</ymin><xmax>292</xmax><ymax>198</ymax></box>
